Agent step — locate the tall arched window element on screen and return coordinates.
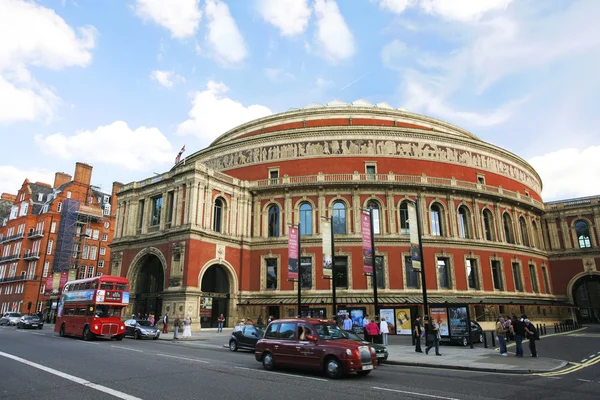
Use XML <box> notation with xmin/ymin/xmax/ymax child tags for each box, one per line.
<box><xmin>399</xmin><ymin>202</ymin><xmax>410</xmax><ymax>235</ymax></box>
<box><xmin>268</xmin><ymin>205</ymin><xmax>280</xmax><ymax>237</ymax></box>
<box><xmin>213</xmin><ymin>198</ymin><xmax>224</xmax><ymax>233</ymax></box>
<box><xmin>575</xmin><ymin>220</ymin><xmax>592</xmax><ymax>248</ymax></box>
<box><xmin>299</xmin><ymin>203</ymin><xmax>312</xmax><ymax>236</ymax></box>
<box><xmin>519</xmin><ymin>217</ymin><xmax>529</xmax><ymax>247</ymax></box>
<box><xmin>503</xmin><ymin>213</ymin><xmax>514</xmax><ymax>244</ymax></box>
<box><xmin>332</xmin><ymin>201</ymin><xmax>346</xmax><ymax>234</ymax></box>
<box><xmin>531</xmin><ymin>220</ymin><xmax>539</xmax><ymax>248</ymax></box>
<box><xmin>458</xmin><ymin>206</ymin><xmax>470</xmax><ymax>239</ymax></box>
<box><xmin>430</xmin><ymin>203</ymin><xmax>443</xmax><ymax>236</ymax></box>
<box><xmin>367</xmin><ymin>201</ymin><xmax>381</xmax><ymax>234</ymax></box>
<box><xmin>483</xmin><ymin>209</ymin><xmax>495</xmax><ymax>241</ymax></box>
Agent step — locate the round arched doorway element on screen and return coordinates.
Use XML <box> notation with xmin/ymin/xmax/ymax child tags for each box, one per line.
<box><xmin>573</xmin><ymin>275</ymin><xmax>600</xmax><ymax>323</ymax></box>
<box><xmin>133</xmin><ymin>254</ymin><xmax>165</xmax><ymax>318</ymax></box>
<box><xmin>200</xmin><ymin>264</ymin><xmax>230</xmax><ymax>328</ymax></box>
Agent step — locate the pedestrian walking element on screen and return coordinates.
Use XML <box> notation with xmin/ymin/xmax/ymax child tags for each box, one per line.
<box><xmin>257</xmin><ymin>315</ymin><xmax>263</xmax><ymax>326</ymax></box>
<box><xmin>343</xmin><ymin>314</ymin><xmax>353</xmax><ymax>331</ymax></box>
<box><xmin>267</xmin><ymin>315</ymin><xmax>273</xmax><ymax>324</ymax></box>
<box><xmin>496</xmin><ymin>316</ymin><xmax>507</xmax><ymax>356</ymax></box>
<box><xmin>379</xmin><ymin>317</ymin><xmax>389</xmax><ymax>345</ymax></box>
<box><xmin>504</xmin><ymin>317</ymin><xmax>513</xmax><ymax>343</ymax></box>
<box><xmin>425</xmin><ymin>316</ymin><xmax>442</xmax><ymax>356</ymax></box>
<box><xmin>365</xmin><ymin>319</ymin><xmax>380</xmax><ymax>343</ymax></box>
<box><xmin>414</xmin><ymin>315</ymin><xmax>424</xmax><ymax>353</ymax></box>
<box><xmin>173</xmin><ymin>314</ymin><xmax>181</xmax><ymax>339</ymax></box>
<box><xmin>217</xmin><ymin>313</ymin><xmax>225</xmax><ymax>332</ymax></box>
<box><xmin>162</xmin><ymin>313</ymin><xmax>169</xmax><ymax>334</ymax></box>
<box><xmin>182</xmin><ymin>315</ymin><xmax>192</xmax><ymax>338</ymax></box>
<box><xmin>512</xmin><ymin>314</ymin><xmax>526</xmax><ymax>357</ymax></box>
<box><xmin>524</xmin><ymin>318</ymin><xmax>539</xmax><ymax>357</ymax></box>
<box><xmin>150</xmin><ymin>314</ymin><xmax>155</xmax><ymax>326</ymax></box>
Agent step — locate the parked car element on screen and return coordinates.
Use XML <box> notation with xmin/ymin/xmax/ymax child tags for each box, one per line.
<box><xmin>341</xmin><ymin>330</ymin><xmax>388</xmax><ymax>361</ymax></box>
<box><xmin>255</xmin><ymin>318</ymin><xmax>378</xmax><ymax>379</ymax></box>
<box><xmin>441</xmin><ymin>321</ymin><xmax>484</xmax><ymax>347</ymax></box>
<box><xmin>17</xmin><ymin>315</ymin><xmax>44</xmax><ymax>330</ymax></box>
<box><xmin>229</xmin><ymin>324</ymin><xmax>264</xmax><ymax>351</ymax></box>
<box><xmin>124</xmin><ymin>319</ymin><xmax>160</xmax><ymax>340</ymax></box>
<box><xmin>0</xmin><ymin>312</ymin><xmax>22</xmax><ymax>326</ymax></box>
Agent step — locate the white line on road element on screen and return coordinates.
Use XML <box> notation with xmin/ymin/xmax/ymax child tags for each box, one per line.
<box><xmin>589</xmin><ymin>355</ymin><xmax>596</xmax><ymax>358</ymax></box>
<box><xmin>543</xmin><ymin>377</ymin><xmax>562</xmax><ymax>380</ymax></box>
<box><xmin>0</xmin><ymin>350</ymin><xmax>143</xmax><ymax>400</ymax></box>
<box><xmin>234</xmin><ymin>366</ymin><xmax>328</xmax><ymax>382</ymax></box>
<box><xmin>156</xmin><ymin>353</ymin><xmax>209</xmax><ymax>363</ymax></box>
<box><xmin>373</xmin><ymin>386</ymin><xmax>462</xmax><ymax>400</ymax></box>
<box><xmin>112</xmin><ymin>345</ymin><xmax>143</xmax><ymax>353</ymax></box>
<box><xmin>75</xmin><ymin>340</ymin><xmax>99</xmax><ymax>345</ymax></box>
<box><xmin>577</xmin><ymin>379</ymin><xmax>593</xmax><ymax>383</ymax></box>
<box><xmin>581</xmin><ymin>359</ymin><xmax>588</xmax><ymax>363</ymax></box>
<box><xmin>32</xmin><ymin>332</ymin><xmax>45</xmax><ymax>336</ymax></box>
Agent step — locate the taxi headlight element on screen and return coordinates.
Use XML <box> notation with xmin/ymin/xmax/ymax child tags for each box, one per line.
<box><xmin>370</xmin><ymin>347</ymin><xmax>376</xmax><ymax>354</ymax></box>
<box><xmin>345</xmin><ymin>349</ymin><xmax>353</xmax><ymax>356</ymax></box>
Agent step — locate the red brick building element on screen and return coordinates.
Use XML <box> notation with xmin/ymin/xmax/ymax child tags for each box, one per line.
<box><xmin>0</xmin><ymin>163</ymin><xmax>120</xmax><ymax>318</ymax></box>
<box><xmin>111</xmin><ymin>102</ymin><xmax>598</xmax><ymax>330</ymax></box>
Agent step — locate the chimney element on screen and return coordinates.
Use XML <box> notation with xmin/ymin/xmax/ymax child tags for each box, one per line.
<box><xmin>74</xmin><ymin>162</ymin><xmax>93</xmax><ymax>186</ymax></box>
<box><xmin>1</xmin><ymin>193</ymin><xmax>17</xmax><ymax>202</ymax></box>
<box><xmin>53</xmin><ymin>172</ymin><xmax>72</xmax><ymax>189</ymax></box>
<box><xmin>111</xmin><ymin>182</ymin><xmax>124</xmax><ymax>210</ymax></box>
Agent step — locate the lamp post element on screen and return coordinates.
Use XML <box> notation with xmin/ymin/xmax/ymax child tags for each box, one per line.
<box><xmin>320</xmin><ymin>216</ymin><xmax>336</xmax><ymax>320</ymax></box>
<box><xmin>408</xmin><ymin>199</ymin><xmax>428</xmax><ymax>318</ymax></box>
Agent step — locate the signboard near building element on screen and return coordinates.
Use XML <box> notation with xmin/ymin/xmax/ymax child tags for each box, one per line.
<box><xmin>430</xmin><ymin>307</ymin><xmax>450</xmax><ymax>336</ymax></box>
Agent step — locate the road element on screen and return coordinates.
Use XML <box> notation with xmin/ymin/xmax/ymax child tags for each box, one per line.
<box><xmin>0</xmin><ymin>324</ymin><xmax>599</xmax><ymax>400</ymax></box>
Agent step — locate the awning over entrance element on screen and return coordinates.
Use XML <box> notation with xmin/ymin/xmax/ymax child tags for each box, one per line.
<box><xmin>237</xmin><ymin>296</ymin><xmax>573</xmax><ymax>307</ymax></box>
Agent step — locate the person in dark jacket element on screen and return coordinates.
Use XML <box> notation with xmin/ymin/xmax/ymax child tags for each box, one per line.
<box><xmin>524</xmin><ymin>318</ymin><xmax>538</xmax><ymax>357</ymax></box>
<box><xmin>512</xmin><ymin>314</ymin><xmax>527</xmax><ymax>357</ymax></box>
<box><xmin>414</xmin><ymin>315</ymin><xmax>424</xmax><ymax>353</ymax></box>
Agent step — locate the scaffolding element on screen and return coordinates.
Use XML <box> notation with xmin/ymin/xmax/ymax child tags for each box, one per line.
<box><xmin>53</xmin><ymin>199</ymin><xmax>79</xmax><ymax>272</ymax></box>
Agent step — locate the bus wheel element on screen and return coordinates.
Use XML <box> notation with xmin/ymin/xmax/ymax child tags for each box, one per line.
<box><xmin>83</xmin><ymin>326</ymin><xmax>93</xmax><ymax>341</ymax></box>
<box><xmin>115</xmin><ymin>334</ymin><xmax>124</xmax><ymax>341</ymax></box>
<box><xmin>59</xmin><ymin>324</ymin><xmax>65</xmax><ymax>337</ymax></box>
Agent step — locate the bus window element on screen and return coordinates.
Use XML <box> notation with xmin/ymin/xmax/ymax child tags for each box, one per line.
<box><xmin>86</xmin><ymin>306</ymin><xmax>95</xmax><ymax>316</ymax></box>
<box><xmin>66</xmin><ymin>308</ymin><xmax>76</xmax><ymax>316</ymax></box>
<box><xmin>84</xmin><ymin>282</ymin><xmax>91</xmax><ymax>290</ymax></box>
<box><xmin>91</xmin><ymin>281</ymin><xmax>98</xmax><ymax>289</ymax></box>
<box><xmin>100</xmin><ymin>283</ymin><xmax>114</xmax><ymax>290</ymax></box>
<box><xmin>95</xmin><ymin>305</ymin><xmax>122</xmax><ymax>318</ymax></box>
<box><xmin>75</xmin><ymin>284</ymin><xmax>82</xmax><ymax>291</ymax></box>
<box><xmin>115</xmin><ymin>284</ymin><xmax>128</xmax><ymax>291</ymax></box>
<box><xmin>78</xmin><ymin>308</ymin><xmax>86</xmax><ymax>315</ymax></box>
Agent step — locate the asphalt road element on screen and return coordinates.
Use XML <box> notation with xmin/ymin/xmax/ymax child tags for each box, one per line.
<box><xmin>0</xmin><ymin>324</ymin><xmax>599</xmax><ymax>400</ymax></box>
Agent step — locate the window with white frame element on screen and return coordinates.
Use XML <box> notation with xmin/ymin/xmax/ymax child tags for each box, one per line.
<box><xmin>466</xmin><ymin>258</ymin><xmax>479</xmax><ymax>290</ymax></box>
<box><xmin>89</xmin><ymin>246</ymin><xmax>97</xmax><ymax>260</ymax></box>
<box><xmin>13</xmin><ymin>242</ymin><xmax>21</xmax><ymax>256</ymax></box>
<box><xmin>96</xmin><ymin>272</ymin><xmax>103</xmax><ymax>277</ymax></box>
<box><xmin>98</xmin><ymin>260</ymin><xmax>104</xmax><ymax>268</ymax></box>
<box><xmin>19</xmin><ymin>202</ymin><xmax>29</xmax><ymax>216</ymax></box>
<box><xmin>42</xmin><ymin>262</ymin><xmax>49</xmax><ymax>277</ymax></box>
<box><xmin>37</xmin><ymin>302</ymin><xmax>43</xmax><ymax>312</ymax></box>
<box><xmin>47</xmin><ymin>240</ymin><xmax>53</xmax><ymax>254</ymax></box>
<box><xmin>50</xmin><ymin>222</ymin><xmax>56</xmax><ymax>233</ymax></box>
<box><xmin>40</xmin><ymin>284</ymin><xmax>45</xmax><ymax>294</ymax></box>
<box><xmin>9</xmin><ymin>206</ymin><xmax>18</xmax><ymax>220</ymax></box>
<box><xmin>57</xmin><ymin>202</ymin><xmax>62</xmax><ymax>212</ymax></box>
<box><xmin>27</xmin><ymin>262</ymin><xmax>36</xmax><ymax>279</ymax></box>
<box><xmin>2</xmin><ymin>245</ymin><xmax>10</xmax><ymax>257</ymax></box>
<box><xmin>0</xmin><ymin>265</ymin><xmax>6</xmax><ymax>279</ymax></box>
<box><xmin>99</xmin><ymin>247</ymin><xmax>106</xmax><ymax>256</ymax></box>
<box><xmin>37</xmin><ymin>193</ymin><xmax>44</xmax><ymax>202</ymax></box>
<box><xmin>104</xmin><ymin>221</ymin><xmax>110</xmax><ymax>229</ymax></box>
<box><xmin>79</xmin><ymin>266</ymin><xmax>86</xmax><ymax>279</ymax></box>
<box><xmin>66</xmin><ymin>191</ymin><xmax>72</xmax><ymax>199</ymax></box>
<box><xmin>102</xmin><ymin>234</ymin><xmax>108</xmax><ymax>241</ymax></box>
<box><xmin>87</xmin><ymin>266</ymin><xmax>94</xmax><ymax>278</ymax></box>
<box><xmin>82</xmin><ymin>245</ymin><xmax>89</xmax><ymax>259</ymax></box>
<box><xmin>9</xmin><ymin>263</ymin><xmax>17</xmax><ymax>278</ymax></box>
<box><xmin>92</xmin><ymin>229</ymin><xmax>99</xmax><ymax>240</ymax></box>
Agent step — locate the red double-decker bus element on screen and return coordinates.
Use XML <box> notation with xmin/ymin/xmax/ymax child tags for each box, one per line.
<box><xmin>54</xmin><ymin>275</ymin><xmax>130</xmax><ymax>341</ymax></box>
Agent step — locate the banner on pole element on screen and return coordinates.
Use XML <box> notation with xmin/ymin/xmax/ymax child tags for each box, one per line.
<box><xmin>45</xmin><ymin>274</ymin><xmax>53</xmax><ymax>293</ymax></box>
<box><xmin>361</xmin><ymin>210</ymin><xmax>373</xmax><ymax>274</ymax></box>
<box><xmin>407</xmin><ymin>202</ymin><xmax>422</xmax><ymax>270</ymax></box>
<box><xmin>288</xmin><ymin>226</ymin><xmax>299</xmax><ymax>279</ymax></box>
<box><xmin>321</xmin><ymin>221</ymin><xmax>332</xmax><ymax>276</ymax></box>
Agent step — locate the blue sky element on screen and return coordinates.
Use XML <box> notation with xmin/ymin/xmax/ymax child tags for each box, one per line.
<box><xmin>1</xmin><ymin>0</ymin><xmax>599</xmax><ymax>201</ymax></box>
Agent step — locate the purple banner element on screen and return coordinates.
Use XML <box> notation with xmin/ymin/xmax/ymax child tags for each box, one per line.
<box><xmin>361</xmin><ymin>210</ymin><xmax>373</xmax><ymax>274</ymax></box>
<box><xmin>288</xmin><ymin>226</ymin><xmax>299</xmax><ymax>279</ymax></box>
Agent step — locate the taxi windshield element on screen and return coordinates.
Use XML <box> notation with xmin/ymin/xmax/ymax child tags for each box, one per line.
<box><xmin>313</xmin><ymin>323</ymin><xmax>345</xmax><ymax>340</ymax></box>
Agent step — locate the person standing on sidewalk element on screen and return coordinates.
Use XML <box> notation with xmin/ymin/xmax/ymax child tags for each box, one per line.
<box><xmin>425</xmin><ymin>316</ymin><xmax>442</xmax><ymax>356</ymax></box>
<box><xmin>379</xmin><ymin>317</ymin><xmax>389</xmax><ymax>345</ymax></box>
<box><xmin>512</xmin><ymin>314</ymin><xmax>526</xmax><ymax>357</ymax></box>
<box><xmin>343</xmin><ymin>314</ymin><xmax>353</xmax><ymax>331</ymax></box>
<box><xmin>362</xmin><ymin>314</ymin><xmax>370</xmax><ymax>342</ymax></box>
<box><xmin>217</xmin><ymin>313</ymin><xmax>225</xmax><ymax>332</ymax></box>
<box><xmin>365</xmin><ymin>319</ymin><xmax>380</xmax><ymax>343</ymax></box>
<box><xmin>414</xmin><ymin>315</ymin><xmax>424</xmax><ymax>353</ymax></box>
<box><xmin>524</xmin><ymin>318</ymin><xmax>538</xmax><ymax>357</ymax></box>
<box><xmin>173</xmin><ymin>314</ymin><xmax>181</xmax><ymax>340</ymax></box>
<box><xmin>162</xmin><ymin>313</ymin><xmax>169</xmax><ymax>334</ymax></box>
<box><xmin>496</xmin><ymin>316</ymin><xmax>507</xmax><ymax>356</ymax></box>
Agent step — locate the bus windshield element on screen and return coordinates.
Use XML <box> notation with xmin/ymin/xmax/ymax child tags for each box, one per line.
<box><xmin>94</xmin><ymin>305</ymin><xmax>122</xmax><ymax>318</ymax></box>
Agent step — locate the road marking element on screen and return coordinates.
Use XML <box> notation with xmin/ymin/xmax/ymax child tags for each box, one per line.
<box><xmin>373</xmin><ymin>386</ymin><xmax>462</xmax><ymax>400</ymax></box>
<box><xmin>590</xmin><ymin>354</ymin><xmax>596</xmax><ymax>358</ymax></box>
<box><xmin>111</xmin><ymin>345</ymin><xmax>143</xmax><ymax>353</ymax></box>
<box><xmin>234</xmin><ymin>366</ymin><xmax>328</xmax><ymax>382</ymax></box>
<box><xmin>32</xmin><ymin>332</ymin><xmax>45</xmax><ymax>336</ymax></box>
<box><xmin>581</xmin><ymin>359</ymin><xmax>588</xmax><ymax>363</ymax></box>
<box><xmin>543</xmin><ymin>377</ymin><xmax>562</xmax><ymax>380</ymax></box>
<box><xmin>0</xmin><ymin>350</ymin><xmax>143</xmax><ymax>400</ymax></box>
<box><xmin>76</xmin><ymin>340</ymin><xmax>99</xmax><ymax>345</ymax></box>
<box><xmin>577</xmin><ymin>379</ymin><xmax>593</xmax><ymax>383</ymax></box>
<box><xmin>156</xmin><ymin>354</ymin><xmax>209</xmax><ymax>363</ymax></box>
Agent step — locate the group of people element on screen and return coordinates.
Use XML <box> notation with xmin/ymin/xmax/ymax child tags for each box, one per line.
<box><xmin>340</xmin><ymin>314</ymin><xmax>391</xmax><ymax>345</ymax></box>
<box><xmin>495</xmin><ymin>314</ymin><xmax>539</xmax><ymax>357</ymax></box>
<box><xmin>132</xmin><ymin>313</ymin><xmax>156</xmax><ymax>326</ymax></box>
<box><xmin>412</xmin><ymin>315</ymin><xmax>442</xmax><ymax>356</ymax></box>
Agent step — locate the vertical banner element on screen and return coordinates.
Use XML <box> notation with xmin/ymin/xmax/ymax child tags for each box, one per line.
<box><xmin>45</xmin><ymin>274</ymin><xmax>53</xmax><ymax>292</ymax></box>
<box><xmin>52</xmin><ymin>272</ymin><xmax>61</xmax><ymax>294</ymax></box>
<box><xmin>68</xmin><ymin>269</ymin><xmax>77</xmax><ymax>282</ymax></box>
<box><xmin>407</xmin><ymin>202</ymin><xmax>421</xmax><ymax>270</ymax></box>
<box><xmin>430</xmin><ymin>307</ymin><xmax>450</xmax><ymax>336</ymax></box>
<box><xmin>361</xmin><ymin>210</ymin><xmax>373</xmax><ymax>274</ymax></box>
<box><xmin>288</xmin><ymin>226</ymin><xmax>299</xmax><ymax>279</ymax></box>
<box><xmin>395</xmin><ymin>308</ymin><xmax>412</xmax><ymax>335</ymax></box>
<box><xmin>321</xmin><ymin>221</ymin><xmax>332</xmax><ymax>276</ymax></box>
<box><xmin>59</xmin><ymin>271</ymin><xmax>68</xmax><ymax>292</ymax></box>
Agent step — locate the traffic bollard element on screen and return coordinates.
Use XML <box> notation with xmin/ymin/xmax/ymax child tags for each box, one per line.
<box><xmin>491</xmin><ymin>331</ymin><xmax>496</xmax><ymax>347</ymax></box>
<box><xmin>543</xmin><ymin>324</ymin><xmax>547</xmax><ymax>335</ymax></box>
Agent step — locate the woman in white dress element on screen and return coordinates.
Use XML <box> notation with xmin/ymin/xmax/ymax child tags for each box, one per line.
<box><xmin>182</xmin><ymin>316</ymin><xmax>192</xmax><ymax>338</ymax></box>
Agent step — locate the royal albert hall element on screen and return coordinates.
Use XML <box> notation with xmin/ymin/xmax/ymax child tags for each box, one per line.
<box><xmin>111</xmin><ymin>100</ymin><xmax>600</xmax><ymax>331</ymax></box>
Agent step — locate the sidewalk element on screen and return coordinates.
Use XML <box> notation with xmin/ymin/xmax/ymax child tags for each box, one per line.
<box><xmin>157</xmin><ymin>327</ymin><xmax>228</xmax><ymax>342</ymax></box>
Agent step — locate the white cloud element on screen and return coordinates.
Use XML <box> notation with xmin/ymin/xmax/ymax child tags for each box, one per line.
<box><xmin>264</xmin><ymin>68</ymin><xmax>295</xmax><ymax>83</ymax></box>
<box><xmin>134</xmin><ymin>0</ymin><xmax>202</xmax><ymax>39</ymax></box>
<box><xmin>315</xmin><ymin>76</ymin><xmax>333</xmax><ymax>90</ymax></box>
<box><xmin>0</xmin><ymin>165</ymin><xmax>54</xmax><ymax>196</ymax></box>
<box><xmin>0</xmin><ymin>0</ymin><xmax>96</xmax><ymax>123</ymax></box>
<box><xmin>150</xmin><ymin>70</ymin><xmax>185</xmax><ymax>88</ymax></box>
<box><xmin>313</xmin><ymin>0</ymin><xmax>356</xmax><ymax>64</ymax></box>
<box><xmin>177</xmin><ymin>81</ymin><xmax>272</xmax><ymax>146</ymax></box>
<box><xmin>529</xmin><ymin>146</ymin><xmax>600</xmax><ymax>201</ymax></box>
<box><xmin>374</xmin><ymin>0</ymin><xmax>414</xmax><ymax>14</ymax></box>
<box><xmin>34</xmin><ymin>121</ymin><xmax>174</xmax><ymax>170</ymax></box>
<box><xmin>373</xmin><ymin>0</ymin><xmax>512</xmax><ymax>21</ymax></box>
<box><xmin>257</xmin><ymin>0</ymin><xmax>311</xmax><ymax>36</ymax></box>
<box><xmin>205</xmin><ymin>0</ymin><xmax>248</xmax><ymax>66</ymax></box>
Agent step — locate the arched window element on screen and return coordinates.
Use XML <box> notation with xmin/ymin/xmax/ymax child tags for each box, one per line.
<box><xmin>399</xmin><ymin>202</ymin><xmax>409</xmax><ymax>235</ymax></box>
<box><xmin>213</xmin><ymin>198</ymin><xmax>224</xmax><ymax>233</ymax></box>
<box><xmin>531</xmin><ymin>220</ymin><xmax>539</xmax><ymax>248</ymax></box>
<box><xmin>458</xmin><ymin>206</ymin><xmax>470</xmax><ymax>239</ymax></box>
<box><xmin>503</xmin><ymin>213</ymin><xmax>514</xmax><ymax>244</ymax></box>
<box><xmin>482</xmin><ymin>209</ymin><xmax>495</xmax><ymax>241</ymax></box>
<box><xmin>575</xmin><ymin>220</ymin><xmax>592</xmax><ymax>248</ymax></box>
<box><xmin>268</xmin><ymin>205</ymin><xmax>280</xmax><ymax>237</ymax></box>
<box><xmin>299</xmin><ymin>203</ymin><xmax>312</xmax><ymax>236</ymax></box>
<box><xmin>519</xmin><ymin>217</ymin><xmax>529</xmax><ymax>246</ymax></box>
<box><xmin>367</xmin><ymin>201</ymin><xmax>381</xmax><ymax>234</ymax></box>
<box><xmin>430</xmin><ymin>203</ymin><xmax>443</xmax><ymax>236</ymax></box>
<box><xmin>332</xmin><ymin>201</ymin><xmax>346</xmax><ymax>234</ymax></box>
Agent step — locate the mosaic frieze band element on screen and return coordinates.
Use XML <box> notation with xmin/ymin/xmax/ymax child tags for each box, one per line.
<box><xmin>203</xmin><ymin>138</ymin><xmax>541</xmax><ymax>194</ymax></box>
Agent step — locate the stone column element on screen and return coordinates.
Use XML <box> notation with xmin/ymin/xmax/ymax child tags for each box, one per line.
<box><xmin>196</xmin><ymin>183</ymin><xmax>205</xmax><ymax>228</ymax></box>
<box><xmin>418</xmin><ymin>192</ymin><xmax>429</xmax><ymax>235</ymax></box>
<box><xmin>352</xmin><ymin>189</ymin><xmax>361</xmax><ymax>234</ymax></box>
<box><xmin>254</xmin><ymin>196</ymin><xmax>262</xmax><ymax>238</ymax></box>
<box><xmin>472</xmin><ymin>199</ymin><xmax>483</xmax><ymax>240</ymax></box>
<box><xmin>189</xmin><ymin>182</ymin><xmax>198</xmax><ymax>228</ymax></box>
<box><xmin>447</xmin><ymin>195</ymin><xmax>457</xmax><ymax>238</ymax></box>
<box><xmin>386</xmin><ymin>189</ymin><xmax>395</xmax><ymax>234</ymax></box>
<box><xmin>560</xmin><ymin>217</ymin><xmax>572</xmax><ymax>249</ymax></box>
<box><xmin>284</xmin><ymin>192</ymin><xmax>292</xmax><ymax>236</ymax></box>
<box><xmin>115</xmin><ymin>202</ymin><xmax>124</xmax><ymax>238</ymax></box>
<box><xmin>495</xmin><ymin>202</ymin><xmax>504</xmax><ymax>242</ymax></box>
<box><xmin>547</xmin><ymin>218</ymin><xmax>561</xmax><ymax>249</ymax></box>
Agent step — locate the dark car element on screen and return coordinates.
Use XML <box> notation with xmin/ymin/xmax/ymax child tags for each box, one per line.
<box><xmin>255</xmin><ymin>318</ymin><xmax>378</xmax><ymax>379</ymax></box>
<box><xmin>17</xmin><ymin>315</ymin><xmax>44</xmax><ymax>330</ymax></box>
<box><xmin>229</xmin><ymin>324</ymin><xmax>264</xmax><ymax>351</ymax></box>
<box><xmin>0</xmin><ymin>312</ymin><xmax>22</xmax><ymax>326</ymax></box>
<box><xmin>124</xmin><ymin>319</ymin><xmax>160</xmax><ymax>340</ymax></box>
<box><xmin>342</xmin><ymin>330</ymin><xmax>388</xmax><ymax>361</ymax></box>
<box><xmin>442</xmin><ymin>321</ymin><xmax>484</xmax><ymax>347</ymax></box>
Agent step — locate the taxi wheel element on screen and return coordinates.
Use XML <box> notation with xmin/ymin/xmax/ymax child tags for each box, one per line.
<box><xmin>229</xmin><ymin>340</ymin><xmax>238</xmax><ymax>352</ymax></box>
<box><xmin>325</xmin><ymin>357</ymin><xmax>342</xmax><ymax>379</ymax></box>
<box><xmin>262</xmin><ymin>352</ymin><xmax>274</xmax><ymax>370</ymax></box>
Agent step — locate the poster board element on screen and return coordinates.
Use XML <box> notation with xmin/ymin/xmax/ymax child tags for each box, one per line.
<box><xmin>448</xmin><ymin>306</ymin><xmax>468</xmax><ymax>337</ymax></box>
<box><xmin>380</xmin><ymin>308</ymin><xmax>396</xmax><ymax>335</ymax></box>
<box><xmin>430</xmin><ymin>307</ymin><xmax>449</xmax><ymax>336</ymax></box>
<box><xmin>395</xmin><ymin>308</ymin><xmax>412</xmax><ymax>335</ymax></box>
